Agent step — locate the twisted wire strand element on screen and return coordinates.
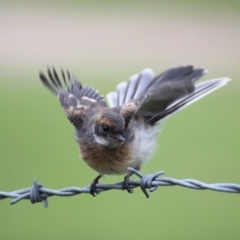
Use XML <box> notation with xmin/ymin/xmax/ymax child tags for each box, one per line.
<box><xmin>1</xmin><ymin>168</ymin><xmax>239</xmax><ymax>208</ymax></box>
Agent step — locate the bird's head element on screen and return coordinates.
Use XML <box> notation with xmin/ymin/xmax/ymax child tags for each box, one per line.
<box><xmin>93</xmin><ymin>110</ymin><xmax>126</xmax><ymax>149</ymax></box>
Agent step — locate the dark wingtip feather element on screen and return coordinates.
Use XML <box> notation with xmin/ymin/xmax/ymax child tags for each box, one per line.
<box><xmin>52</xmin><ymin>67</ymin><xmax>62</xmax><ymax>87</ymax></box>
<box><xmin>47</xmin><ymin>67</ymin><xmax>59</xmax><ymax>88</ymax></box>
<box><xmin>67</xmin><ymin>69</ymin><xmax>71</xmax><ymax>81</ymax></box>
<box><xmin>39</xmin><ymin>71</ymin><xmax>58</xmax><ymax>95</ymax></box>
<box><xmin>61</xmin><ymin>68</ymin><xmax>67</xmax><ymax>85</ymax></box>
<box><xmin>39</xmin><ymin>67</ymin><xmax>72</xmax><ymax>96</ymax></box>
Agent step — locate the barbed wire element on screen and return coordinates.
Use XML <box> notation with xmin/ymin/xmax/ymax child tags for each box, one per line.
<box><xmin>1</xmin><ymin>168</ymin><xmax>240</xmax><ymax>208</ymax></box>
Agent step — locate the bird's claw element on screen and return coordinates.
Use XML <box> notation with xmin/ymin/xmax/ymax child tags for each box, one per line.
<box><xmin>123</xmin><ymin>175</ymin><xmax>133</xmax><ymax>193</ymax></box>
<box><xmin>90</xmin><ymin>182</ymin><xmax>100</xmax><ymax>197</ymax></box>
<box><xmin>89</xmin><ymin>175</ymin><xmax>102</xmax><ymax>197</ymax></box>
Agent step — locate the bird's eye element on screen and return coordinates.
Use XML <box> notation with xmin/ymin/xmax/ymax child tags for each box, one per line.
<box><xmin>102</xmin><ymin>124</ymin><xmax>110</xmax><ymax>132</ymax></box>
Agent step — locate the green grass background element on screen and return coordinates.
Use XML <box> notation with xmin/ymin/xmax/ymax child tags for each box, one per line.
<box><xmin>0</xmin><ymin>1</ymin><xmax>240</xmax><ymax>239</ymax></box>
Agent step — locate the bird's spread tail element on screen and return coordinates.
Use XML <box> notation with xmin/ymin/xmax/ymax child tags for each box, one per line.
<box><xmin>107</xmin><ymin>66</ymin><xmax>230</xmax><ymax>125</ymax></box>
<box><xmin>148</xmin><ymin>77</ymin><xmax>230</xmax><ymax>123</ymax></box>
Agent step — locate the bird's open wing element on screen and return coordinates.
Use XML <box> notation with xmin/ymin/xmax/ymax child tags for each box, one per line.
<box><xmin>39</xmin><ymin>67</ymin><xmax>106</xmax><ymax>129</ymax></box>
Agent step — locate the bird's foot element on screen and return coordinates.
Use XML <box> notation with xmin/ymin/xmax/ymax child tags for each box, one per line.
<box><xmin>90</xmin><ymin>175</ymin><xmax>102</xmax><ymax>197</ymax></box>
<box><xmin>123</xmin><ymin>172</ymin><xmax>134</xmax><ymax>193</ymax></box>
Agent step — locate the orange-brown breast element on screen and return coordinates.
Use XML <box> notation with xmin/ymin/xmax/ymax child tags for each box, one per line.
<box><xmin>78</xmin><ymin>139</ymin><xmax>133</xmax><ymax>175</ymax></box>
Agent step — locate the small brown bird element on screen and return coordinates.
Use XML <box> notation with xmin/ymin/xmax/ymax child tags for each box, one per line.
<box><xmin>39</xmin><ymin>66</ymin><xmax>230</xmax><ymax>196</ymax></box>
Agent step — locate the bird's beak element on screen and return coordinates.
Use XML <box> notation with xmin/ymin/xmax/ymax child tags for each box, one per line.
<box><xmin>116</xmin><ymin>134</ymin><xmax>125</xmax><ymax>143</ymax></box>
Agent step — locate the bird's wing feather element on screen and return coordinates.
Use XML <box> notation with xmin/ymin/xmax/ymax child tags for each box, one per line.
<box><xmin>39</xmin><ymin>67</ymin><xmax>106</xmax><ymax>129</ymax></box>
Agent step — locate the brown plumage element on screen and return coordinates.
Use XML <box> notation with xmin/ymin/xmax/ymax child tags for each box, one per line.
<box><xmin>79</xmin><ymin>139</ymin><xmax>133</xmax><ymax>175</ymax></box>
<box><xmin>39</xmin><ymin>66</ymin><xmax>230</xmax><ymax>196</ymax></box>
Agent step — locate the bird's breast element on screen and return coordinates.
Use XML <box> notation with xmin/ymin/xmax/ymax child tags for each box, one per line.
<box><xmin>78</xmin><ymin>121</ymin><xmax>160</xmax><ymax>175</ymax></box>
<box><xmin>78</xmin><ymin>139</ymin><xmax>134</xmax><ymax>175</ymax></box>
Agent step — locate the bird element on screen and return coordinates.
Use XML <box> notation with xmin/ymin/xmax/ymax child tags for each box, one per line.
<box><xmin>39</xmin><ymin>65</ymin><xmax>230</xmax><ymax>196</ymax></box>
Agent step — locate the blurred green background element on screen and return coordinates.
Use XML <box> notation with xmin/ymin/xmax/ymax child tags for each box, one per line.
<box><xmin>0</xmin><ymin>1</ymin><xmax>240</xmax><ymax>239</ymax></box>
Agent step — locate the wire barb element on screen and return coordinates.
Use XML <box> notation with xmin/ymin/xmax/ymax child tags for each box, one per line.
<box><xmin>1</xmin><ymin>168</ymin><xmax>240</xmax><ymax>208</ymax></box>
